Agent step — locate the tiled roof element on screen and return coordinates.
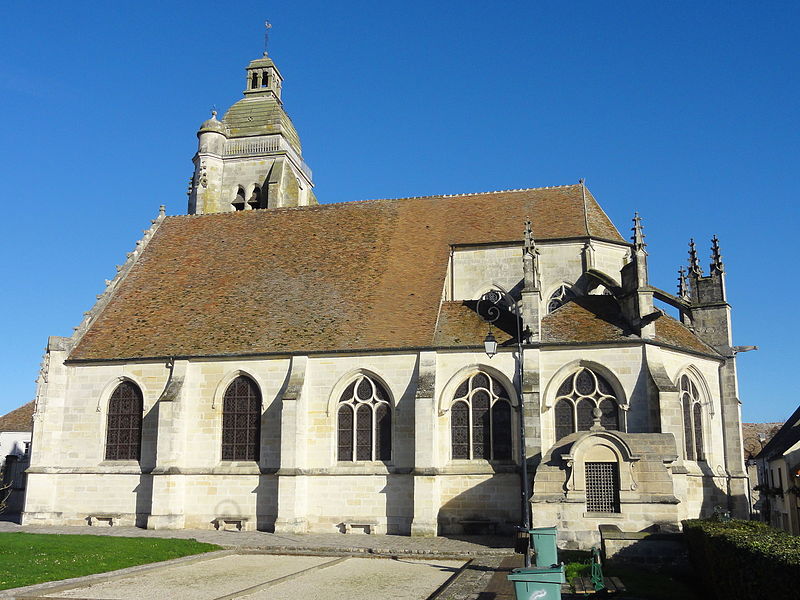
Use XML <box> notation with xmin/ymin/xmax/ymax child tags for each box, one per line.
<box><xmin>0</xmin><ymin>402</ymin><xmax>34</xmax><ymax>433</ymax></box>
<box><xmin>435</xmin><ymin>295</ymin><xmax>718</xmax><ymax>357</ymax></box>
<box><xmin>222</xmin><ymin>96</ymin><xmax>302</xmax><ymax>152</ymax></box>
<box><xmin>755</xmin><ymin>406</ymin><xmax>800</xmax><ymax>462</ymax></box>
<box><xmin>69</xmin><ymin>185</ymin><xmax>625</xmax><ymax>361</ymax></box>
<box><xmin>742</xmin><ymin>422</ymin><xmax>781</xmax><ymax>461</ymax></box>
<box><xmin>541</xmin><ymin>296</ymin><xmax>631</xmax><ymax>344</ymax></box>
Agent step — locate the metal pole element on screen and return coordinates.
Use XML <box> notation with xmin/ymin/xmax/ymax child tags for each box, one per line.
<box><xmin>489</xmin><ymin>284</ymin><xmax>531</xmax><ymax>567</ymax></box>
<box><xmin>479</xmin><ymin>283</ymin><xmax>531</xmax><ymax>567</ymax></box>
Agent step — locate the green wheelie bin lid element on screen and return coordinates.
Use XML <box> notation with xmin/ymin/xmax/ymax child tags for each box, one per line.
<box><xmin>507</xmin><ymin>565</ymin><xmax>565</xmax><ymax>600</ymax></box>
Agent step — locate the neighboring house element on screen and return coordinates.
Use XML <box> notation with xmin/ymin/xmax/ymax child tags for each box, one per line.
<box><xmin>0</xmin><ymin>401</ymin><xmax>34</xmax><ymax>514</ymax></box>
<box><xmin>754</xmin><ymin>408</ymin><xmax>800</xmax><ymax>533</ymax></box>
<box><xmin>23</xmin><ymin>48</ymin><xmax>750</xmax><ymax>548</ymax></box>
<box><xmin>742</xmin><ymin>422</ymin><xmax>781</xmax><ymax>517</ymax></box>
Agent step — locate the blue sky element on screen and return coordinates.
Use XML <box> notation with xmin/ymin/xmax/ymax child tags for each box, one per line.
<box><xmin>1</xmin><ymin>1</ymin><xmax>797</xmax><ymax>423</ymax></box>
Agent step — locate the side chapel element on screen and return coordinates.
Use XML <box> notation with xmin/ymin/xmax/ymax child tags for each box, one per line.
<box><xmin>23</xmin><ymin>49</ymin><xmax>749</xmax><ymax>546</ymax></box>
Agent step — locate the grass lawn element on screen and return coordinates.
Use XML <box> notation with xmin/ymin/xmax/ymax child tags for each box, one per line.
<box><xmin>0</xmin><ymin>532</ymin><xmax>220</xmax><ymax>591</ymax></box>
<box><xmin>560</xmin><ymin>550</ymin><xmax>700</xmax><ymax>600</ymax></box>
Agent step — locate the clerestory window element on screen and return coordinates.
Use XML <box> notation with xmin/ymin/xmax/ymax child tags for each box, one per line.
<box><xmin>337</xmin><ymin>375</ymin><xmax>392</xmax><ymax>462</ymax></box>
<box><xmin>105</xmin><ymin>381</ymin><xmax>143</xmax><ymax>461</ymax></box>
<box><xmin>451</xmin><ymin>372</ymin><xmax>512</xmax><ymax>461</ymax></box>
<box><xmin>554</xmin><ymin>368</ymin><xmax>619</xmax><ymax>441</ymax></box>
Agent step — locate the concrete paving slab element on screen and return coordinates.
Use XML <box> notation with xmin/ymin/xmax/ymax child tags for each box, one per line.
<box><xmin>40</xmin><ymin>554</ymin><xmax>333</xmax><ymax>600</ymax></box>
<box><xmin>244</xmin><ymin>557</ymin><xmax>466</xmax><ymax>600</ymax></box>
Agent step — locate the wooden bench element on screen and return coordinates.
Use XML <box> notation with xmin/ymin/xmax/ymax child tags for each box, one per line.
<box><xmin>571</xmin><ymin>576</ymin><xmax>626</xmax><ymax>595</ymax></box>
<box><xmin>212</xmin><ymin>516</ymin><xmax>250</xmax><ymax>532</ymax></box>
<box><xmin>459</xmin><ymin>519</ymin><xmax>497</xmax><ymax>535</ymax></box>
<box><xmin>87</xmin><ymin>514</ymin><xmax>120</xmax><ymax>527</ymax></box>
<box><xmin>339</xmin><ymin>519</ymin><xmax>380</xmax><ymax>534</ymax></box>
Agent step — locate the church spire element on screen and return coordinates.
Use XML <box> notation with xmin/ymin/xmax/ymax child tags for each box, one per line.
<box><xmin>678</xmin><ymin>266</ymin><xmax>688</xmax><ymax>298</ymax></box>
<box><xmin>688</xmin><ymin>238</ymin><xmax>703</xmax><ymax>276</ymax></box>
<box><xmin>632</xmin><ymin>212</ymin><xmax>647</xmax><ymax>254</ymax></box>
<box><xmin>710</xmin><ymin>235</ymin><xmax>725</xmax><ymax>274</ymax></box>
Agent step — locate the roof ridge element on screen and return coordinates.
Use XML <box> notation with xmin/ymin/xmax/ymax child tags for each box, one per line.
<box><xmin>67</xmin><ymin>207</ymin><xmax>168</xmax><ymax>353</ymax></box>
<box><xmin>167</xmin><ymin>184</ymin><xmax>584</xmax><ymax>219</ymax></box>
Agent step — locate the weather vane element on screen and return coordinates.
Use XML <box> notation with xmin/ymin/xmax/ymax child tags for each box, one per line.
<box><xmin>264</xmin><ymin>21</ymin><xmax>272</xmax><ymax>56</ymax></box>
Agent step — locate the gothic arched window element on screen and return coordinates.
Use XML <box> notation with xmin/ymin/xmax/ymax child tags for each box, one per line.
<box><xmin>221</xmin><ymin>376</ymin><xmax>262</xmax><ymax>461</ymax></box>
<box><xmin>450</xmin><ymin>372</ymin><xmax>513</xmax><ymax>461</ymax></box>
<box><xmin>548</xmin><ymin>285</ymin><xmax>575</xmax><ymax>313</ymax></box>
<box><xmin>105</xmin><ymin>381</ymin><xmax>143</xmax><ymax>461</ymax></box>
<box><xmin>681</xmin><ymin>374</ymin><xmax>705</xmax><ymax>461</ymax></box>
<box><xmin>337</xmin><ymin>375</ymin><xmax>392</xmax><ymax>462</ymax></box>
<box><xmin>553</xmin><ymin>368</ymin><xmax>619</xmax><ymax>440</ymax></box>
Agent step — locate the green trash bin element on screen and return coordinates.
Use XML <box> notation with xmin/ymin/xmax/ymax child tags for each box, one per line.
<box><xmin>507</xmin><ymin>565</ymin><xmax>565</xmax><ymax>600</ymax></box>
<box><xmin>529</xmin><ymin>526</ymin><xmax>558</xmax><ymax>567</ymax></box>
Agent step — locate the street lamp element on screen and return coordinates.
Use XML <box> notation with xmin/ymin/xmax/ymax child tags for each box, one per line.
<box><xmin>483</xmin><ymin>330</ymin><xmax>498</xmax><ymax>358</ymax></box>
<box><xmin>478</xmin><ymin>286</ymin><xmax>531</xmax><ymax>567</ymax></box>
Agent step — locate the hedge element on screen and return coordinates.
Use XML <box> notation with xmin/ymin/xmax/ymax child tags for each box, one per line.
<box><xmin>682</xmin><ymin>519</ymin><xmax>800</xmax><ymax>600</ymax></box>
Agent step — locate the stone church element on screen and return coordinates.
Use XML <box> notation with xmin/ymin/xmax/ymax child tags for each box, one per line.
<box><xmin>23</xmin><ymin>49</ymin><xmax>748</xmax><ymax>546</ymax></box>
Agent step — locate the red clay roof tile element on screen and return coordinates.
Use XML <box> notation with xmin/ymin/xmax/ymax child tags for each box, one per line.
<box><xmin>70</xmin><ymin>186</ymin><xmax>626</xmax><ymax>361</ymax></box>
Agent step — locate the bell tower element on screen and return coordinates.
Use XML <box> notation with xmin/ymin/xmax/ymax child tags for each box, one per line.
<box><xmin>188</xmin><ymin>48</ymin><xmax>316</xmax><ymax>215</ymax></box>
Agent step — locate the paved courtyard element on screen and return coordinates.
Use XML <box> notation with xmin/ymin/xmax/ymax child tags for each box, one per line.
<box><xmin>0</xmin><ymin>522</ymin><xmax>508</xmax><ymax>600</ymax></box>
<box><xmin>20</xmin><ymin>552</ymin><xmax>465</xmax><ymax>600</ymax></box>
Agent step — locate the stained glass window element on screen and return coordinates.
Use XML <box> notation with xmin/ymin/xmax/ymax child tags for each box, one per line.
<box><xmin>221</xmin><ymin>376</ymin><xmax>261</xmax><ymax>461</ymax></box>
<box><xmin>681</xmin><ymin>374</ymin><xmax>705</xmax><ymax>461</ymax></box>
<box><xmin>337</xmin><ymin>374</ymin><xmax>392</xmax><ymax>462</ymax></box>
<box><xmin>553</xmin><ymin>368</ymin><xmax>619</xmax><ymax>440</ymax></box>
<box><xmin>450</xmin><ymin>372</ymin><xmax>514</xmax><ymax>460</ymax></box>
<box><xmin>105</xmin><ymin>381</ymin><xmax>143</xmax><ymax>461</ymax></box>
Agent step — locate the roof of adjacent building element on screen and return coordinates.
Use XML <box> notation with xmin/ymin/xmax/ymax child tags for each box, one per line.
<box><xmin>0</xmin><ymin>402</ymin><xmax>34</xmax><ymax>433</ymax></box>
<box><xmin>755</xmin><ymin>407</ymin><xmax>800</xmax><ymax>462</ymax></box>
<box><xmin>67</xmin><ymin>185</ymin><xmax>715</xmax><ymax>362</ymax></box>
<box><xmin>742</xmin><ymin>422</ymin><xmax>782</xmax><ymax>461</ymax></box>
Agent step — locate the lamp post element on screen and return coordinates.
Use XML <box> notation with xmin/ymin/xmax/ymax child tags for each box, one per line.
<box><xmin>478</xmin><ymin>286</ymin><xmax>531</xmax><ymax>567</ymax></box>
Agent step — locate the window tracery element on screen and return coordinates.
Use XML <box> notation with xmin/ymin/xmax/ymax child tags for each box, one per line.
<box><xmin>105</xmin><ymin>381</ymin><xmax>143</xmax><ymax>461</ymax></box>
<box><xmin>553</xmin><ymin>368</ymin><xmax>619</xmax><ymax>441</ymax></box>
<box><xmin>337</xmin><ymin>375</ymin><xmax>391</xmax><ymax>462</ymax></box>
<box><xmin>547</xmin><ymin>285</ymin><xmax>575</xmax><ymax>313</ymax></box>
<box><xmin>221</xmin><ymin>376</ymin><xmax>261</xmax><ymax>461</ymax></box>
<box><xmin>681</xmin><ymin>374</ymin><xmax>705</xmax><ymax>461</ymax></box>
<box><xmin>450</xmin><ymin>372</ymin><xmax>512</xmax><ymax>460</ymax></box>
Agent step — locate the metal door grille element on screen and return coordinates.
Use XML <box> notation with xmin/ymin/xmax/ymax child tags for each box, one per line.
<box><xmin>585</xmin><ymin>462</ymin><xmax>620</xmax><ymax>513</ymax></box>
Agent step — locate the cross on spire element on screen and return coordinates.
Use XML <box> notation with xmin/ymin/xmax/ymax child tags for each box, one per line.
<box><xmin>688</xmin><ymin>238</ymin><xmax>703</xmax><ymax>276</ymax></box>
<box><xmin>263</xmin><ymin>21</ymin><xmax>272</xmax><ymax>57</ymax></box>
<box><xmin>710</xmin><ymin>235</ymin><xmax>725</xmax><ymax>274</ymax></box>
